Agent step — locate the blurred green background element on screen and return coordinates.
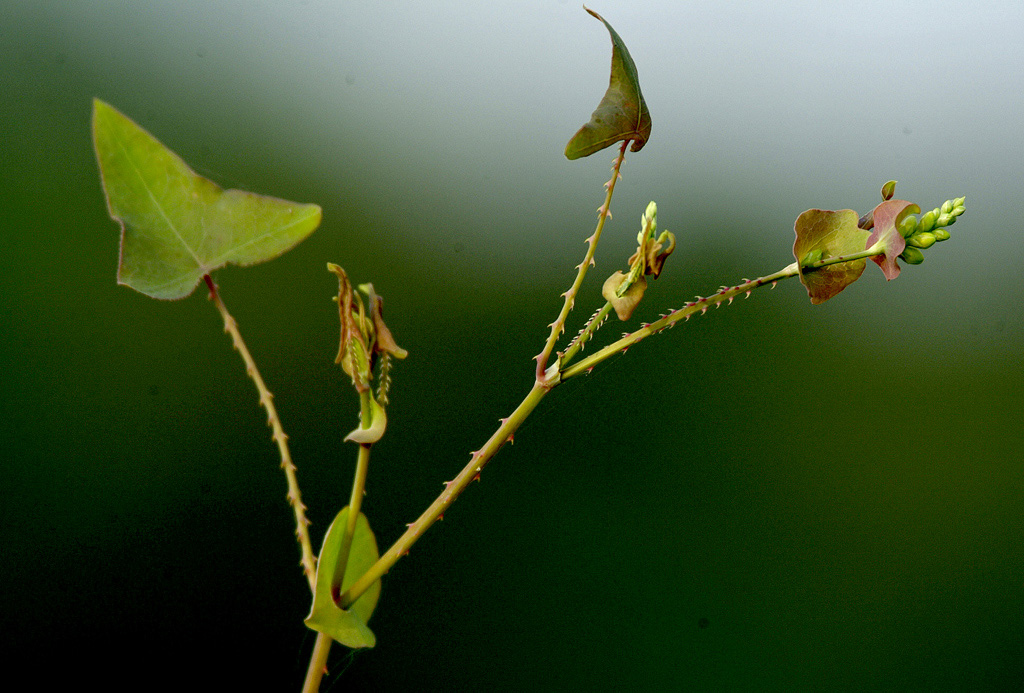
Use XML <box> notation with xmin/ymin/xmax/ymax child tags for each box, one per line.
<box><xmin>3</xmin><ymin>1</ymin><xmax>1022</xmax><ymax>690</ymax></box>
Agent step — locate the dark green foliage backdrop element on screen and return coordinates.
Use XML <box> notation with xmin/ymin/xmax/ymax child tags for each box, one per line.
<box><xmin>3</xmin><ymin>2</ymin><xmax>1022</xmax><ymax>690</ymax></box>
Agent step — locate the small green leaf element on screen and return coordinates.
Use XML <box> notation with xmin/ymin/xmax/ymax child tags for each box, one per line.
<box><xmin>565</xmin><ymin>8</ymin><xmax>652</xmax><ymax>160</ymax></box>
<box><xmin>344</xmin><ymin>396</ymin><xmax>387</xmax><ymax>444</ymax></box>
<box><xmin>305</xmin><ymin>507</ymin><xmax>381</xmax><ymax>649</ymax></box>
<box><xmin>866</xmin><ymin>199</ymin><xmax>919</xmax><ymax>281</ymax></box>
<box><xmin>793</xmin><ymin>209</ymin><xmax>870</xmax><ymax>305</ymax></box>
<box><xmin>92</xmin><ymin>99</ymin><xmax>321</xmax><ymax>300</ymax></box>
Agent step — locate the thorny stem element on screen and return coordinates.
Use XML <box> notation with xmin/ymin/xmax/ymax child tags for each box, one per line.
<box><xmin>561</xmin><ymin>264</ymin><xmax>799</xmax><ymax>380</ymax></box>
<box><xmin>335</xmin><ymin>215</ymin><xmax>893</xmax><ymax>641</ymax></box>
<box><xmin>203</xmin><ymin>275</ymin><xmax>316</xmax><ymax>593</ymax></box>
<box><xmin>338</xmin><ymin>381</ymin><xmax>549</xmax><ymax>608</ymax></box>
<box><xmin>560</xmin><ymin>246</ymin><xmax>885</xmax><ymax>381</ymax></box>
<box><xmin>338</xmin><ymin>260</ymin><xmax>798</xmax><ymax>606</ymax></box>
<box><xmin>302</xmin><ymin>442</ymin><xmax>372</xmax><ymax>693</ymax></box>
<box><xmin>336</xmin><ymin>193</ymin><xmax>887</xmax><ymax>609</ymax></box>
<box><xmin>561</xmin><ymin>301</ymin><xmax>615</xmax><ymax>367</ymax></box>
<box><xmin>534</xmin><ymin>140</ymin><xmax>629</xmax><ymax>386</ymax></box>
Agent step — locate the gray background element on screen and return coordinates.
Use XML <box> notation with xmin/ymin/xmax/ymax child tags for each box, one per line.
<box><xmin>3</xmin><ymin>1</ymin><xmax>1022</xmax><ymax>689</ymax></box>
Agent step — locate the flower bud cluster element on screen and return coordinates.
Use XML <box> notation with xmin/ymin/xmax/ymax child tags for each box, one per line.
<box><xmin>637</xmin><ymin>200</ymin><xmax>658</xmax><ymax>244</ymax></box>
<box><xmin>897</xmin><ymin>196</ymin><xmax>965</xmax><ymax>265</ymax></box>
<box><xmin>602</xmin><ymin>201</ymin><xmax>676</xmax><ymax>320</ymax></box>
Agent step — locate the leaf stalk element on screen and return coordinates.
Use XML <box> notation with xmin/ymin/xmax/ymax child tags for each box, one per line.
<box><xmin>204</xmin><ymin>275</ymin><xmax>317</xmax><ymax>592</ymax></box>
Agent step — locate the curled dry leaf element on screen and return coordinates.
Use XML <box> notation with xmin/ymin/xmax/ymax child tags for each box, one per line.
<box><xmin>565</xmin><ymin>8</ymin><xmax>652</xmax><ymax>160</ymax></box>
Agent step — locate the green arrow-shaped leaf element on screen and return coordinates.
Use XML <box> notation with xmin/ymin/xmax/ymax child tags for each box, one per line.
<box><xmin>565</xmin><ymin>8</ymin><xmax>652</xmax><ymax>160</ymax></box>
<box><xmin>305</xmin><ymin>507</ymin><xmax>381</xmax><ymax>649</ymax></box>
<box><xmin>92</xmin><ymin>99</ymin><xmax>321</xmax><ymax>300</ymax></box>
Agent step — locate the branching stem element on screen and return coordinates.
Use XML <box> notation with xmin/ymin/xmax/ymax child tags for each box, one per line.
<box><xmin>534</xmin><ymin>140</ymin><xmax>629</xmax><ymax>384</ymax></box>
<box><xmin>203</xmin><ymin>275</ymin><xmax>316</xmax><ymax>592</ymax></box>
<box><xmin>331</xmin><ymin>186</ymin><xmax>895</xmax><ymax>678</ymax></box>
<box><xmin>337</xmin><ymin>218</ymin><xmax>888</xmax><ymax>609</ymax></box>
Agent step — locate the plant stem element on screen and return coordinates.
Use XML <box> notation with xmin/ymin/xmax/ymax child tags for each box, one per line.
<box><xmin>534</xmin><ymin>140</ymin><xmax>629</xmax><ymax>385</ymax></box>
<box><xmin>561</xmin><ymin>301</ymin><xmax>615</xmax><ymax>367</ymax></box>
<box><xmin>338</xmin><ymin>381</ymin><xmax>549</xmax><ymax>608</ymax></box>
<box><xmin>809</xmin><ymin>244</ymin><xmax>886</xmax><ymax>268</ymax></box>
<box><xmin>338</xmin><ymin>236</ymin><xmax>887</xmax><ymax>615</ymax></box>
<box><xmin>337</xmin><ymin>443</ymin><xmax>372</xmax><ymax>577</ymax></box>
<box><xmin>561</xmin><ymin>263</ymin><xmax>801</xmax><ymax>380</ymax></box>
<box><xmin>302</xmin><ymin>442</ymin><xmax>372</xmax><ymax>693</ymax></box>
<box><xmin>302</xmin><ymin>632</ymin><xmax>333</xmax><ymax>693</ymax></box>
<box><xmin>331</xmin><ymin>232</ymin><xmax>889</xmax><ymax>666</ymax></box>
<box><xmin>559</xmin><ymin>246</ymin><xmax>890</xmax><ymax>380</ymax></box>
<box><xmin>203</xmin><ymin>275</ymin><xmax>316</xmax><ymax>592</ymax></box>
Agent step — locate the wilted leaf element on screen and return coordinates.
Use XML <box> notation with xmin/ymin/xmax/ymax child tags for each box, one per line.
<box><xmin>793</xmin><ymin>209</ymin><xmax>871</xmax><ymax>304</ymax></box>
<box><xmin>602</xmin><ymin>271</ymin><xmax>647</xmax><ymax>320</ymax></box>
<box><xmin>866</xmin><ymin>199</ymin><xmax>919</xmax><ymax>281</ymax></box>
<box><xmin>305</xmin><ymin>507</ymin><xmax>381</xmax><ymax>648</ymax></box>
<box><xmin>565</xmin><ymin>8</ymin><xmax>652</xmax><ymax>160</ymax></box>
<box><xmin>93</xmin><ymin>99</ymin><xmax>321</xmax><ymax>300</ymax></box>
<box><xmin>363</xmin><ymin>283</ymin><xmax>408</xmax><ymax>360</ymax></box>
